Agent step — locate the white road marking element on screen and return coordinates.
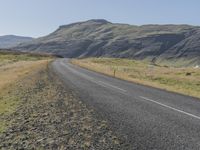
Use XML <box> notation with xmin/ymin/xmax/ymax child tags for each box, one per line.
<box><xmin>140</xmin><ymin>96</ymin><xmax>200</xmax><ymax>120</ymax></box>
<box><xmin>98</xmin><ymin>81</ymin><xmax>127</xmax><ymax>92</ymax></box>
<box><xmin>60</xmin><ymin>60</ymin><xmax>200</xmax><ymax>120</ymax></box>
<box><xmin>60</xmin><ymin>61</ymin><xmax>126</xmax><ymax>93</ymax></box>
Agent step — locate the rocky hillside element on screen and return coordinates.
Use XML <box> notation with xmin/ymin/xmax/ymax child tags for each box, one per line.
<box><xmin>0</xmin><ymin>35</ymin><xmax>33</xmax><ymax>49</ymax></box>
<box><xmin>15</xmin><ymin>19</ymin><xmax>200</xmax><ymax>66</ymax></box>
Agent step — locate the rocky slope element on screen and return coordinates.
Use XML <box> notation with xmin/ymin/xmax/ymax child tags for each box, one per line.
<box><xmin>0</xmin><ymin>35</ymin><xmax>33</xmax><ymax>49</ymax></box>
<box><xmin>15</xmin><ymin>19</ymin><xmax>200</xmax><ymax>66</ymax></box>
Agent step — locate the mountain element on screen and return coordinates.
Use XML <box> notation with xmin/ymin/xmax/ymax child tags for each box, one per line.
<box><xmin>0</xmin><ymin>35</ymin><xmax>33</xmax><ymax>49</ymax></box>
<box><xmin>14</xmin><ymin>19</ymin><xmax>200</xmax><ymax>66</ymax></box>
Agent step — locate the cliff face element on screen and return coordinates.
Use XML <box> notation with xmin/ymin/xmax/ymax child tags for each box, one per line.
<box><xmin>15</xmin><ymin>19</ymin><xmax>200</xmax><ymax>66</ymax></box>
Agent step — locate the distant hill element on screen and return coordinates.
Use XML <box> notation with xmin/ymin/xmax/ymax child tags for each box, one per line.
<box><xmin>14</xmin><ymin>19</ymin><xmax>200</xmax><ymax>66</ymax></box>
<box><xmin>0</xmin><ymin>35</ymin><xmax>33</xmax><ymax>49</ymax></box>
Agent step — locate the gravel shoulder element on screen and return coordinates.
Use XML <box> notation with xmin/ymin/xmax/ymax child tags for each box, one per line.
<box><xmin>0</xmin><ymin>63</ymin><xmax>126</xmax><ymax>149</ymax></box>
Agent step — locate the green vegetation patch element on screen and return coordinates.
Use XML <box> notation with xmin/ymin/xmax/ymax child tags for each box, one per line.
<box><xmin>0</xmin><ymin>84</ymin><xmax>24</xmax><ymax>133</ymax></box>
<box><xmin>0</xmin><ymin>122</ymin><xmax>6</xmax><ymax>133</ymax></box>
<box><xmin>0</xmin><ymin>94</ymin><xmax>20</xmax><ymax>115</ymax></box>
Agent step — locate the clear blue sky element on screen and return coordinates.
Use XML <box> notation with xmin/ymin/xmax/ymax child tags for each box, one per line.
<box><xmin>0</xmin><ymin>0</ymin><xmax>199</xmax><ymax>37</ymax></box>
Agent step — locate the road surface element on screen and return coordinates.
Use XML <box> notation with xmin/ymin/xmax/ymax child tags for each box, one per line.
<box><xmin>52</xmin><ymin>59</ymin><xmax>200</xmax><ymax>150</ymax></box>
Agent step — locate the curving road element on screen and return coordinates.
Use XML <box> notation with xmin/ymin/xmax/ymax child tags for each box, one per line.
<box><xmin>52</xmin><ymin>58</ymin><xmax>200</xmax><ymax>150</ymax></box>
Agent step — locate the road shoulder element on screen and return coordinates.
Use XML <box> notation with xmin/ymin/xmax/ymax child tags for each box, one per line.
<box><xmin>0</xmin><ymin>62</ymin><xmax>126</xmax><ymax>149</ymax></box>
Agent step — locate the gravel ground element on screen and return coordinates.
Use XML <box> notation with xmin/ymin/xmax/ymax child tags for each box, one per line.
<box><xmin>0</xmin><ymin>66</ymin><xmax>126</xmax><ymax>149</ymax></box>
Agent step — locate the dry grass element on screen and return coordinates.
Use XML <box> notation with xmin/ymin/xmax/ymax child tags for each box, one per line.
<box><xmin>0</xmin><ymin>60</ymin><xmax>49</xmax><ymax>111</ymax></box>
<box><xmin>72</xmin><ymin>58</ymin><xmax>200</xmax><ymax>99</ymax></box>
<box><xmin>0</xmin><ymin>60</ymin><xmax>49</xmax><ymax>91</ymax></box>
<box><xmin>0</xmin><ymin>53</ymin><xmax>51</xmax><ymax>132</ymax></box>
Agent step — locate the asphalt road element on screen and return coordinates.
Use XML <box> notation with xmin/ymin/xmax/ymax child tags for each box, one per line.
<box><xmin>52</xmin><ymin>58</ymin><xmax>200</xmax><ymax>150</ymax></box>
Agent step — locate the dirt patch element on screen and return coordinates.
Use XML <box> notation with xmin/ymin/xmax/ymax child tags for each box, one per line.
<box><xmin>0</xmin><ymin>65</ymin><xmax>126</xmax><ymax>149</ymax></box>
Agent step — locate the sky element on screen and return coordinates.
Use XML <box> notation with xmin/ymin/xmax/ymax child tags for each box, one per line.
<box><xmin>0</xmin><ymin>0</ymin><xmax>199</xmax><ymax>37</ymax></box>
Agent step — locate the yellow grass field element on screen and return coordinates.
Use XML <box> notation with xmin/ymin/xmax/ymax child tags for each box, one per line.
<box><xmin>72</xmin><ymin>58</ymin><xmax>200</xmax><ymax>99</ymax></box>
<box><xmin>0</xmin><ymin>60</ymin><xmax>48</xmax><ymax>91</ymax></box>
<box><xmin>0</xmin><ymin>52</ymin><xmax>51</xmax><ymax>132</ymax></box>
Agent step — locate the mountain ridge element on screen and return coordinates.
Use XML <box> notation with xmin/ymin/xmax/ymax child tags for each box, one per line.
<box><xmin>14</xmin><ymin>19</ymin><xmax>200</xmax><ymax>66</ymax></box>
<box><xmin>0</xmin><ymin>35</ymin><xmax>33</xmax><ymax>49</ymax></box>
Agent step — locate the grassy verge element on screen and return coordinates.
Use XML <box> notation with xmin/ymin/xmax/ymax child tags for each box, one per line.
<box><xmin>72</xmin><ymin>58</ymin><xmax>200</xmax><ymax>99</ymax></box>
<box><xmin>0</xmin><ymin>52</ymin><xmax>51</xmax><ymax>133</ymax></box>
